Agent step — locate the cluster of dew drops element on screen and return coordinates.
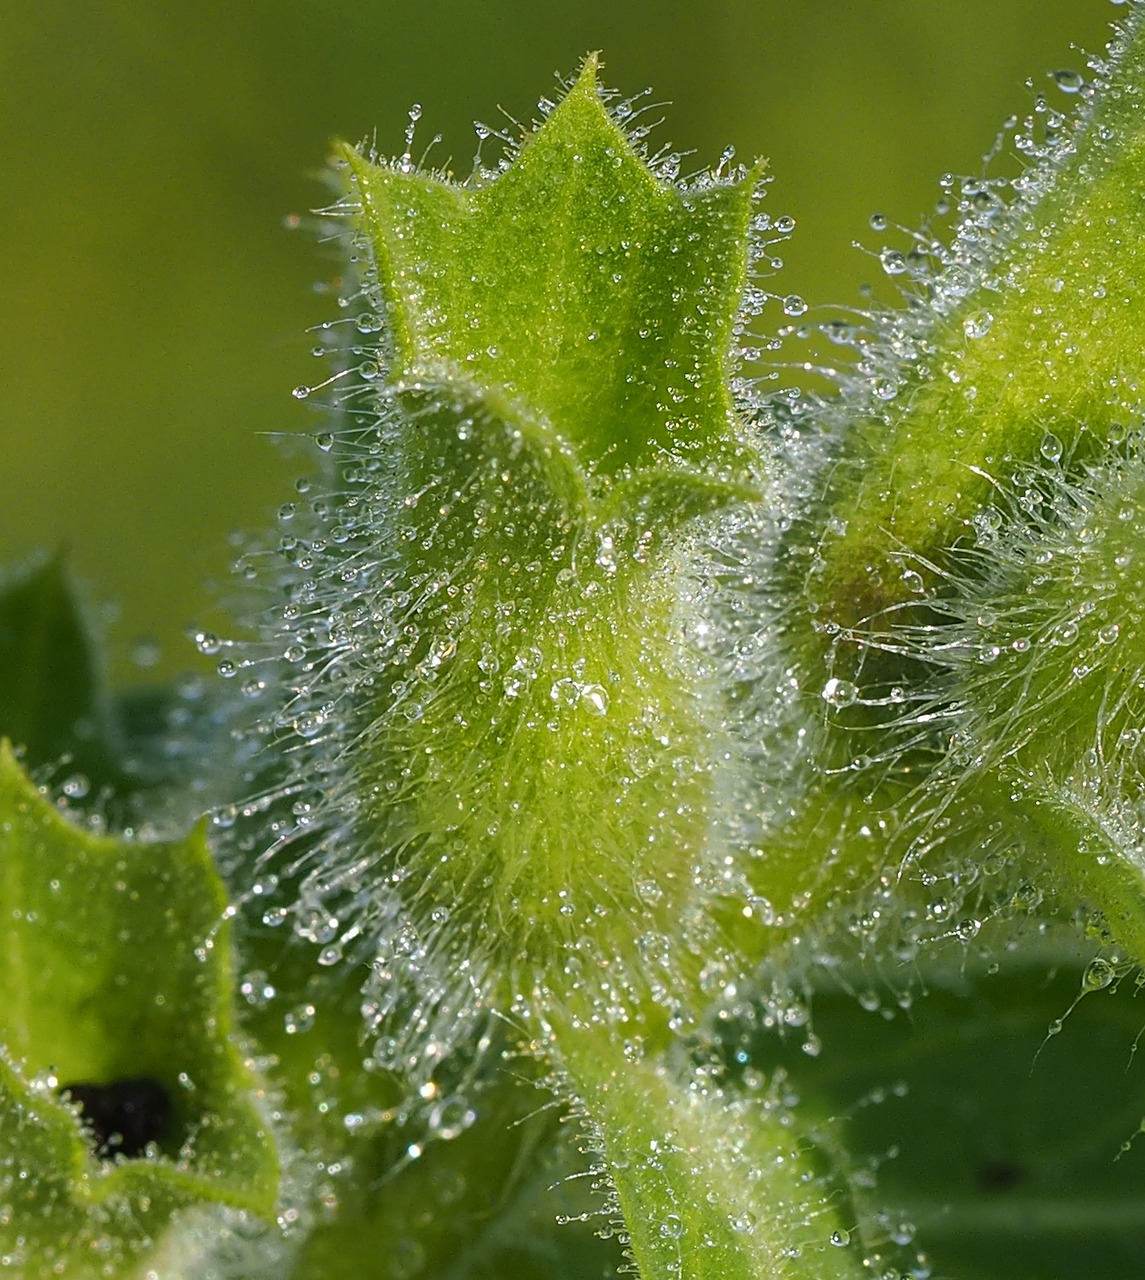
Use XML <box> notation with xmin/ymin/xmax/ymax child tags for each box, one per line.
<box><xmin>139</xmin><ymin>34</ymin><xmax>1142</xmax><ymax>1275</ymax></box>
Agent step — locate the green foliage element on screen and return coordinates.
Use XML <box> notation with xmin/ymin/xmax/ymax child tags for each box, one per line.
<box><xmin>7</xmin><ymin>7</ymin><xmax>1145</xmax><ymax>1279</ymax></box>
<box><xmin>0</xmin><ymin>743</ymin><xmax>278</xmax><ymax>1277</ymax></box>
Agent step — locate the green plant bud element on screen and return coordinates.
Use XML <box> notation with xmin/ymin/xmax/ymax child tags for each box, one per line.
<box><xmin>241</xmin><ymin>57</ymin><xmax>777</xmax><ymax>1072</ymax></box>
<box><xmin>889</xmin><ymin>439</ymin><xmax>1145</xmax><ymax>957</ymax></box>
<box><xmin>791</xmin><ymin>6</ymin><xmax>1145</xmax><ymax>635</ymax></box>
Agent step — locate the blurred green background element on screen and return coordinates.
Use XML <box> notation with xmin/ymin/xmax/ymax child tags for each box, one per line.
<box><xmin>0</xmin><ymin>0</ymin><xmax>1119</xmax><ymax>682</ymax></box>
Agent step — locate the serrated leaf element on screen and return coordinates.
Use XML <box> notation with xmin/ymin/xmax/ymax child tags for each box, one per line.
<box><xmin>255</xmin><ymin>53</ymin><xmax>773</xmax><ymax>1064</ymax></box>
<box><xmin>341</xmin><ymin>53</ymin><xmax>760</xmax><ymax>495</ymax></box>
<box><xmin>0</xmin><ymin>743</ymin><xmax>279</xmax><ymax>1277</ymax></box>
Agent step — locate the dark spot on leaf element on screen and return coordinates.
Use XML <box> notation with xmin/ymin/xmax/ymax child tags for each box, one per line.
<box><xmin>977</xmin><ymin>1159</ymin><xmax>1024</xmax><ymax>1192</ymax></box>
<box><xmin>61</xmin><ymin>1078</ymin><xmax>171</xmax><ymax>1159</ymax></box>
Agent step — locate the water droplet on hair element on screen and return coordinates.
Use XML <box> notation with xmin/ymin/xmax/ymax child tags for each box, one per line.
<box><xmin>822</xmin><ymin>678</ymin><xmax>859</xmax><ymax>708</ymax></box>
<box><xmin>880</xmin><ymin>249</ymin><xmax>908</xmax><ymax>276</ymax></box>
<box><xmin>1040</xmin><ymin>431</ymin><xmax>1064</xmax><ymax>462</ymax></box>
<box><xmin>1051</xmin><ymin>69</ymin><xmax>1085</xmax><ymax>93</ymax></box>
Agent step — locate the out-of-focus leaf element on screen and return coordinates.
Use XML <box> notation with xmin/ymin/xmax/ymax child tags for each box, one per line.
<box><xmin>0</xmin><ymin>742</ymin><xmax>279</xmax><ymax>1278</ymax></box>
<box><xmin>743</xmin><ymin>952</ymin><xmax>1145</xmax><ymax>1280</ymax></box>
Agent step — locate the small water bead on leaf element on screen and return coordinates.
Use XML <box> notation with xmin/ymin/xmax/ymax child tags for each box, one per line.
<box><xmin>240</xmin><ymin>970</ymin><xmax>277</xmax><ymax>1007</ymax></box>
<box><xmin>1040</xmin><ymin>431</ymin><xmax>1064</xmax><ymax>462</ymax></box>
<box><xmin>962</xmin><ymin>309</ymin><xmax>994</xmax><ymax>339</ymax></box>
<box><xmin>782</xmin><ymin>294</ymin><xmax>808</xmax><ymax>318</ymax></box>
<box><xmin>428</xmin><ymin>1095</ymin><xmax>476</xmax><ymax>1140</ymax></box>
<box><xmin>659</xmin><ymin>1214</ymin><xmax>685</xmax><ymax>1239</ymax></box>
<box><xmin>194</xmin><ymin>631</ymin><xmax>222</xmax><ymax>656</ymax></box>
<box><xmin>284</xmin><ymin>1003</ymin><xmax>317</xmax><ymax>1035</ymax></box>
<box><xmin>60</xmin><ymin>773</ymin><xmax>89</xmax><ymax>799</ymax></box>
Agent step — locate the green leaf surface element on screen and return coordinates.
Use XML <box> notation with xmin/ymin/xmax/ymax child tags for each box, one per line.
<box><xmin>284</xmin><ymin>1058</ymin><xmax>619</xmax><ymax>1280</ymax></box>
<box><xmin>0</xmin><ymin>558</ymin><xmax>125</xmax><ymax>791</ymax></box>
<box><xmin>0</xmin><ymin>743</ymin><xmax>279</xmax><ymax>1277</ymax></box>
<box><xmin>341</xmin><ymin>53</ymin><xmax>760</xmax><ymax>490</ymax></box>
<box><xmin>747</xmin><ymin>954</ymin><xmax>1145</xmax><ymax>1279</ymax></box>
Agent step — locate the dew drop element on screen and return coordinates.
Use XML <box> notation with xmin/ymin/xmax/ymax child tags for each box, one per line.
<box><xmin>880</xmin><ymin>249</ymin><xmax>908</xmax><ymax>276</ymax></box>
<box><xmin>240</xmin><ymin>971</ymin><xmax>276</xmax><ymax>1007</ymax></box>
<box><xmin>822</xmin><ymin>677</ymin><xmax>859</xmax><ymax>708</ymax></box>
<box><xmin>430</xmin><ymin>1096</ymin><xmax>477</xmax><ymax>1141</ymax></box>
<box><xmin>637</xmin><ymin>879</ymin><xmax>664</xmax><ymax>904</ymax></box>
<box><xmin>962</xmin><ymin>309</ymin><xmax>994</xmax><ymax>339</ymax></box>
<box><xmin>1083</xmin><ymin>957</ymin><xmax>1115</xmax><ymax>991</ymax></box>
<box><xmin>830</xmin><ymin>1229</ymin><xmax>851</xmax><ymax>1248</ymax></box>
<box><xmin>284</xmin><ymin>1003</ymin><xmax>317</xmax><ymax>1035</ymax></box>
<box><xmin>1051</xmin><ymin>69</ymin><xmax>1085</xmax><ymax>93</ymax></box>
<box><xmin>579</xmin><ymin>683</ymin><xmax>610</xmax><ymax>715</ymax></box>
<box><xmin>782</xmin><ymin>294</ymin><xmax>808</xmax><ymax>317</ymax></box>
<box><xmin>61</xmin><ymin>773</ymin><xmax>90</xmax><ymax>800</ymax></box>
<box><xmin>1040</xmin><ymin>431</ymin><xmax>1064</xmax><ymax>463</ymax></box>
<box><xmin>660</xmin><ymin>1214</ymin><xmax>685</xmax><ymax>1239</ymax></box>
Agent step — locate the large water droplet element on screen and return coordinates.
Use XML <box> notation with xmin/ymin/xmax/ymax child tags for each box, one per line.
<box><xmin>822</xmin><ymin>678</ymin><xmax>859</xmax><ymax>708</ymax></box>
<box><xmin>1051</xmin><ymin>69</ymin><xmax>1085</xmax><ymax>93</ymax></box>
